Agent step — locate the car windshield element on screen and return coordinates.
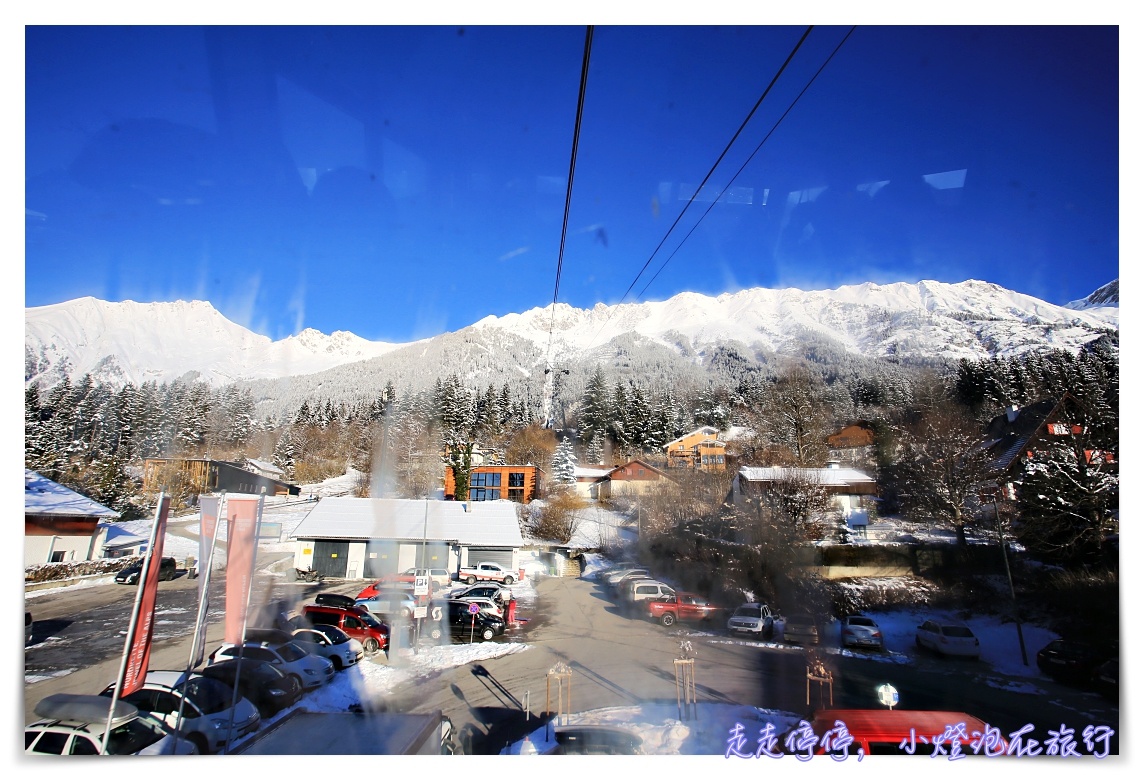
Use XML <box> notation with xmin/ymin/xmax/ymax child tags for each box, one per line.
<box><xmin>734</xmin><ymin>607</ymin><xmax>761</xmax><ymax>619</ymax></box>
<box><xmin>104</xmin><ymin>715</ymin><xmax>168</xmax><ymax>755</ymax></box>
<box><xmin>178</xmin><ymin>676</ymin><xmax>233</xmax><ymax>715</ymax></box>
<box><xmin>848</xmin><ymin>617</ymin><xmax>876</xmax><ymax>627</ymax></box>
<box><xmin>310</xmin><ymin>625</ymin><xmax>351</xmax><ymax>644</ymax></box>
<box><xmin>276</xmin><ymin>643</ymin><xmax>308</xmax><ymax>662</ymax></box>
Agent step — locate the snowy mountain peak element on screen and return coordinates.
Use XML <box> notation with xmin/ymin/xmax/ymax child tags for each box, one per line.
<box><xmin>1065</xmin><ymin>279</ymin><xmax>1118</xmax><ymax>310</ymax></box>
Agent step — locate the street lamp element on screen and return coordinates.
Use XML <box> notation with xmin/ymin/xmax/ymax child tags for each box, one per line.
<box><xmin>990</xmin><ymin>484</ymin><xmax>1028</xmax><ymax>666</ymax></box>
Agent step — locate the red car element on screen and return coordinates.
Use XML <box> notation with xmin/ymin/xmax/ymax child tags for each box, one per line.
<box><xmin>301</xmin><ymin>604</ymin><xmax>389</xmax><ymax>654</ymax></box>
<box><xmin>356</xmin><ymin>571</ymin><xmax>438</xmax><ymax>600</ymax></box>
<box><xmin>645</xmin><ymin>592</ymin><xmax>719</xmax><ymax>627</ymax></box>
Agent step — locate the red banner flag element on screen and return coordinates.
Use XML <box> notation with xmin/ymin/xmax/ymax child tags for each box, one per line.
<box><xmin>224</xmin><ymin>494</ymin><xmax>263</xmax><ymax>645</ymax></box>
<box><xmin>121</xmin><ymin>496</ymin><xmax>170</xmax><ymax>696</ymax></box>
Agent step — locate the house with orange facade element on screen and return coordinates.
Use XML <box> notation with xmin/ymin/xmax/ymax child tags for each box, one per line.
<box><xmin>663</xmin><ymin>426</ymin><xmax>727</xmax><ymax>471</ymax></box>
<box><xmin>444</xmin><ymin>464</ymin><xmax>543</xmax><ymax>504</ymax></box>
<box><xmin>606</xmin><ymin>459</ymin><xmax>675</xmax><ymax>496</ymax></box>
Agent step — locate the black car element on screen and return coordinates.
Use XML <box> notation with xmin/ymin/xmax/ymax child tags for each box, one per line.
<box><xmin>446</xmin><ymin>600</ymin><xmax>506</xmax><ymax>642</ymax></box>
<box><xmin>198</xmin><ymin>658</ymin><xmax>302</xmax><ymax>718</ymax></box>
<box><xmin>115</xmin><ymin>557</ymin><xmax>177</xmax><ymax>584</ymax></box>
<box><xmin>314</xmin><ymin>592</ymin><xmax>358</xmax><ymax>609</ymax></box>
<box><xmin>1092</xmin><ymin>658</ymin><xmax>1118</xmax><ymax>700</ymax></box>
<box><xmin>1036</xmin><ymin>639</ymin><xmax>1109</xmax><ymax>684</ymax></box>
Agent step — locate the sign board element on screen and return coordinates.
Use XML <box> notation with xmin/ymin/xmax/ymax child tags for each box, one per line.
<box><xmin>876</xmin><ymin>683</ymin><xmax>899</xmax><ymax>709</ymax></box>
<box><xmin>468</xmin><ymin>602</ymin><xmax>480</xmax><ymax>615</ymax></box>
<box><xmin>413</xmin><ymin>606</ymin><xmax>427</xmax><ymax>619</ymax></box>
<box><xmin>414</xmin><ymin>575</ymin><xmax>429</xmax><ymax>597</ymax></box>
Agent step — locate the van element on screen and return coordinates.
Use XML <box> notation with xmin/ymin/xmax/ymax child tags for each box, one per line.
<box><xmin>301</xmin><ymin>604</ymin><xmax>389</xmax><ymax>654</ymax></box>
<box><xmin>114</xmin><ymin>557</ymin><xmax>177</xmax><ymax>584</ymax></box>
<box><xmin>622</xmin><ymin>580</ymin><xmax>676</xmax><ymax>610</ymax></box>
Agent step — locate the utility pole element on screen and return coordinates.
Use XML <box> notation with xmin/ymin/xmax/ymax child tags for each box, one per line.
<box><xmin>991</xmin><ymin>485</ymin><xmax>1028</xmax><ymax>666</ymax></box>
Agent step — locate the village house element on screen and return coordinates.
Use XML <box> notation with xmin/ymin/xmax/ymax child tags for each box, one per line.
<box><xmin>663</xmin><ymin>426</ymin><xmax>728</xmax><ymax>471</ymax></box>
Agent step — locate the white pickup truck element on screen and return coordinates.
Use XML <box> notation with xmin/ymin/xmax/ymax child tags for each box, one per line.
<box><xmin>457</xmin><ymin>562</ymin><xmax>518</xmax><ymax>586</ymax></box>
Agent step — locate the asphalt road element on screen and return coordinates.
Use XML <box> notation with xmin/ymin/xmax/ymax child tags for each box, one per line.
<box><xmin>24</xmin><ymin>570</ymin><xmax>1120</xmax><ymax>756</ymax></box>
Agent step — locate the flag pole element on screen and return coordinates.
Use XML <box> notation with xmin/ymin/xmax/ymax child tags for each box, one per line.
<box><xmin>101</xmin><ymin>492</ymin><xmax>167</xmax><ymax>754</ymax></box>
<box><xmin>173</xmin><ymin>493</ymin><xmax>226</xmax><ymax>748</ymax></box>
<box><xmin>220</xmin><ymin>490</ymin><xmax>265</xmax><ymax>755</ymax></box>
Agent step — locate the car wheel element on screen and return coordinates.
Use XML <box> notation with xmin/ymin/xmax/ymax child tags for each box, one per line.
<box><xmin>661</xmin><ymin>613</ymin><xmax>676</xmax><ymax>627</ymax></box>
<box><xmin>467</xmin><ymin>576</ymin><xmax>477</xmax><ymax>585</ymax></box>
<box><xmin>189</xmin><ymin>733</ymin><xmax>210</xmax><ymax>755</ymax></box>
<box><xmin>503</xmin><ymin>575</ymin><xmax>514</xmax><ymax>585</ymax></box>
<box><xmin>481</xmin><ymin>627</ymin><xmax>495</xmax><ymax>641</ymax></box>
<box><xmin>331</xmin><ymin>657</ymin><xmax>343</xmax><ymax>671</ymax></box>
<box><xmin>364</xmin><ymin>638</ymin><xmax>380</xmax><ymax>654</ymax></box>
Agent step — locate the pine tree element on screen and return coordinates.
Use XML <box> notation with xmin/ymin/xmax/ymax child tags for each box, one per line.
<box><xmin>550</xmin><ymin>437</ymin><xmax>577</xmax><ymax>484</ymax></box>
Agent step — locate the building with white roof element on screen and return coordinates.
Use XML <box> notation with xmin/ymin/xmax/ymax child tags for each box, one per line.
<box><xmin>289</xmin><ymin>497</ymin><xmax>524</xmax><ymax>579</ymax></box>
<box><xmin>25</xmin><ymin>470</ymin><xmax>120</xmax><ymax>564</ymax></box>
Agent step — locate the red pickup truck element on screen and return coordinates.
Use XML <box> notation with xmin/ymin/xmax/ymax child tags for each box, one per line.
<box><xmin>645</xmin><ymin>592</ymin><xmax>719</xmax><ymax>627</ymax></box>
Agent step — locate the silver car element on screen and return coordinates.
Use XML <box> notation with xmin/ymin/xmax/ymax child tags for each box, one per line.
<box><xmin>209</xmin><ymin>640</ymin><xmax>335</xmax><ymax>691</ymax></box>
<box><xmin>840</xmin><ymin>615</ymin><xmax>884</xmax><ymax>649</ymax></box>
<box><xmin>98</xmin><ymin>670</ymin><xmax>260</xmax><ymax>754</ymax></box>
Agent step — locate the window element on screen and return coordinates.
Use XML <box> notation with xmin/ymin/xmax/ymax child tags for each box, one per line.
<box><xmin>471</xmin><ymin>472</ymin><xmax>501</xmax><ymax>487</ymax></box>
<box><xmin>508</xmin><ymin>488</ymin><xmax>524</xmax><ymax>502</ymax></box>
<box><xmin>716</xmin><ymin>455</ymin><xmax>724</xmax><ymax>464</ymax></box>
<box><xmin>1048</xmin><ymin>423</ymin><xmax>1070</xmax><ymax>435</ymax></box>
<box><xmin>469</xmin><ymin>488</ymin><xmax>500</xmax><ymax>501</ymax></box>
<box><xmin>50</xmin><ymin>551</ymin><xmax>65</xmax><ymax>563</ymax></box>
<box><xmin>508</xmin><ymin>472</ymin><xmax>525</xmax><ymax>487</ymax></box>
<box><xmin>30</xmin><ymin>731</ymin><xmax>69</xmax><ymax>753</ymax></box>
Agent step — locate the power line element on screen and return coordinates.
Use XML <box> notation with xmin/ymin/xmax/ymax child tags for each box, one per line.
<box><xmin>637</xmin><ymin>26</ymin><xmax>856</xmax><ymax>300</ymax></box>
<box><xmin>586</xmin><ymin>26</ymin><xmax>814</xmax><ymax>349</ymax></box>
<box><xmin>543</xmin><ymin>25</ymin><xmax>594</xmax><ymax>428</ymax></box>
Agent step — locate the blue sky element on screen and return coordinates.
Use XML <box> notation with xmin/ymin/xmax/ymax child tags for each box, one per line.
<box><xmin>24</xmin><ymin>24</ymin><xmax>1120</xmax><ymax>343</ymax></box>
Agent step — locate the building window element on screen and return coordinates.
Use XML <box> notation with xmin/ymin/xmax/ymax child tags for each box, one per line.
<box><xmin>471</xmin><ymin>472</ymin><xmax>502</xmax><ymax>487</ymax></box>
<box><xmin>716</xmin><ymin>455</ymin><xmax>724</xmax><ymax>464</ymax></box>
<box><xmin>508</xmin><ymin>472</ymin><xmax>525</xmax><ymax>487</ymax></box>
<box><xmin>49</xmin><ymin>551</ymin><xmax>65</xmax><ymax>563</ymax></box>
<box><xmin>469</xmin><ymin>488</ymin><xmax>500</xmax><ymax>501</ymax></box>
<box><xmin>508</xmin><ymin>488</ymin><xmax>524</xmax><ymax>502</ymax></box>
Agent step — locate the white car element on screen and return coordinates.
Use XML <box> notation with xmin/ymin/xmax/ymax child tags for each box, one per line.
<box><xmin>356</xmin><ymin>590</ymin><xmax>416</xmax><ymax>620</ymax></box>
<box><xmin>26</xmin><ymin>693</ymin><xmax>198</xmax><ymax>755</ymax></box>
<box><xmin>291</xmin><ymin>624</ymin><xmax>364</xmax><ymax>671</ymax></box>
<box><xmin>840</xmin><ymin>615</ymin><xmax>884</xmax><ymax>649</ymax></box>
<box><xmin>915</xmin><ymin>619</ymin><xmax>980</xmax><ymax>659</ymax></box>
<box><xmin>98</xmin><ymin>670</ymin><xmax>259</xmax><ymax>754</ymax></box>
<box><xmin>453</xmin><ymin>595</ymin><xmax>503</xmax><ymax>618</ymax></box>
<box><xmin>209</xmin><ymin>640</ymin><xmax>335</xmax><ymax>690</ymax></box>
<box><xmin>727</xmin><ymin>603</ymin><xmax>774</xmax><ymax>639</ymax></box>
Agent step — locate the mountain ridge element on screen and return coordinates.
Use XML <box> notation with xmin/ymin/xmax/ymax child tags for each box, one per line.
<box><xmin>26</xmin><ymin>279</ymin><xmax>1118</xmax><ymax>419</ymax></box>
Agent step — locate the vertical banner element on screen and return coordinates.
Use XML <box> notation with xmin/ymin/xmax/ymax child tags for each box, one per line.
<box><xmin>121</xmin><ymin>495</ymin><xmax>170</xmax><ymax>696</ymax></box>
<box><xmin>224</xmin><ymin>494</ymin><xmax>263</xmax><ymax>645</ymax></box>
<box><xmin>197</xmin><ymin>495</ymin><xmax>220</xmax><ymax>601</ymax></box>
<box><xmin>188</xmin><ymin>495</ymin><xmax>223</xmax><ymax>669</ymax></box>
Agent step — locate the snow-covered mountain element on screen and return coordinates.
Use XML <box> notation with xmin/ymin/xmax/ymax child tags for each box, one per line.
<box><xmin>26</xmin><ymin>280</ymin><xmax>1118</xmax><ymax>414</ymax></box>
<box><xmin>25</xmin><ymin>297</ymin><xmax>409</xmax><ymax>389</ymax></box>
<box><xmin>1065</xmin><ymin>279</ymin><xmax>1119</xmax><ymax>310</ymax></box>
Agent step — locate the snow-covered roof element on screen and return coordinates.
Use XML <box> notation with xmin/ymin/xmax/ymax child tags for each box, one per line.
<box><xmin>246</xmin><ymin>458</ymin><xmax>284</xmax><ymax>476</ymax></box>
<box><xmin>663</xmin><ymin>426</ymin><xmax>721</xmax><ymax>448</ymax></box>
<box><xmin>574</xmin><ymin>466</ymin><xmax>612</xmax><ymax>480</ymax></box>
<box><xmin>290</xmin><ymin>497</ymin><xmax>524</xmax><ymax>548</ymax></box>
<box><xmin>738</xmin><ymin>466</ymin><xmax>876</xmax><ymax>487</ymax></box>
<box><xmin>25</xmin><ymin>470</ymin><xmax>119</xmax><ymax>519</ymax></box>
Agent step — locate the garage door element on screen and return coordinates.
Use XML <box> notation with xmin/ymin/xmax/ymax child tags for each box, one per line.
<box><xmin>312</xmin><ymin>541</ymin><xmax>349</xmax><ymax>578</ymax></box>
<box><xmin>364</xmin><ymin>540</ymin><xmax>400</xmax><ymax>579</ymax></box>
<box><xmin>466</xmin><ymin>548</ymin><xmax>514</xmax><ymax>569</ymax></box>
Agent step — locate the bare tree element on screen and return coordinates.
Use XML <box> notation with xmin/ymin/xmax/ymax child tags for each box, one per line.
<box><xmin>751</xmin><ymin>364</ymin><xmax>834</xmax><ymax>466</ymax></box>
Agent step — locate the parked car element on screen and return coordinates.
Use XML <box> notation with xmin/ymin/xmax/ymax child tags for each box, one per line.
<box><xmin>290</xmin><ymin>625</ymin><xmax>364</xmax><ymax>671</ymax></box>
<box><xmin>115</xmin><ymin>556</ymin><xmax>177</xmax><ymax>584</ymax></box>
<box><xmin>198</xmin><ymin>658</ymin><xmax>302</xmax><ymax>718</ymax></box>
<box><xmin>603</xmin><ymin>568</ymin><xmax>650</xmax><ymax>592</ymax></box>
<box><xmin>26</xmin><ymin>693</ymin><xmax>197</xmax><ymax>755</ymax></box>
<box><xmin>458</xmin><ymin>561</ymin><xmax>518</xmax><ymax>585</ymax></box>
<box><xmin>645</xmin><ymin>592</ymin><xmax>718</xmax><ymax>627</ymax></box>
<box><xmin>453</xmin><ymin>583</ymin><xmax>512</xmax><ymax>604</ymax></box>
<box><xmin>208</xmin><ymin>640</ymin><xmax>335</xmax><ymax>691</ymax></box>
<box><xmin>26</xmin><ymin>611</ymin><xmax>33</xmax><ymax>644</ymax></box>
<box><xmin>301</xmin><ymin>603</ymin><xmax>389</xmax><ymax>654</ymax></box>
<box><xmin>453</xmin><ymin>595</ymin><xmax>503</xmax><ymax>618</ymax></box>
<box><xmin>795</xmin><ymin>709</ymin><xmax>1003</xmax><ymax>756</ymax></box>
<box><xmin>781</xmin><ymin>615</ymin><xmax>820</xmax><ymax>645</ymax></box>
<box><xmin>314</xmin><ymin>592</ymin><xmax>358</xmax><ymax>609</ymax></box>
<box><xmin>1036</xmin><ymin>639</ymin><xmax>1109</xmax><ymax>684</ymax></box>
<box><xmin>98</xmin><ymin>670</ymin><xmax>260</xmax><ymax>754</ymax></box>
<box><xmin>840</xmin><ymin>615</ymin><xmax>884</xmax><ymax>650</ymax></box>
<box><xmin>445</xmin><ymin>599</ymin><xmax>506</xmax><ymax>642</ymax></box>
<box><xmin>1092</xmin><ymin>658</ymin><xmax>1119</xmax><ymax>700</ymax></box>
<box><xmin>727</xmin><ymin>603</ymin><xmax>774</xmax><ymax>639</ymax></box>
<box><xmin>398</xmin><ymin>567</ymin><xmax>452</xmax><ymax>588</ymax></box>
<box><xmin>621</xmin><ymin>580</ymin><xmax>676</xmax><ymax>610</ymax></box>
<box><xmin>356</xmin><ymin>590</ymin><xmax>416</xmax><ymax>621</ymax></box>
<box><xmin>607</xmin><ymin>570</ymin><xmax>655</xmax><ymax>596</ymax></box>
<box><xmin>915</xmin><ymin>619</ymin><xmax>980</xmax><ymax>659</ymax></box>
